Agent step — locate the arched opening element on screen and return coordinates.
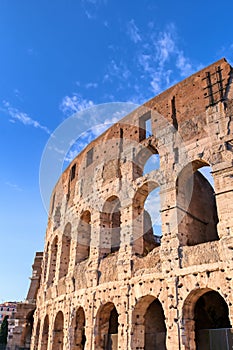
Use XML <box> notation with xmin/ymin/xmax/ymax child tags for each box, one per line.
<box><xmin>100</xmin><ymin>196</ymin><xmax>121</xmax><ymax>257</ymax></box>
<box><xmin>95</xmin><ymin>302</ymin><xmax>118</xmax><ymax>350</ymax></box>
<box><xmin>41</xmin><ymin>315</ymin><xmax>49</xmax><ymax>350</ymax></box>
<box><xmin>195</xmin><ymin>291</ymin><xmax>231</xmax><ymax>349</ymax></box>
<box><xmin>33</xmin><ymin>319</ymin><xmax>40</xmax><ymax>350</ymax></box>
<box><xmin>52</xmin><ymin>311</ymin><xmax>64</xmax><ymax>350</ymax></box>
<box><xmin>176</xmin><ymin>160</ymin><xmax>219</xmax><ymax>246</ymax></box>
<box><xmin>131</xmin><ymin>295</ymin><xmax>167</xmax><ymax>350</ymax></box>
<box><xmin>48</xmin><ymin>236</ymin><xmax>58</xmax><ymax>285</ymax></box>
<box><xmin>143</xmin><ymin>153</ymin><xmax>160</xmax><ymax>176</ymax></box>
<box><xmin>71</xmin><ymin>307</ymin><xmax>86</xmax><ymax>350</ymax></box>
<box><xmin>59</xmin><ymin>223</ymin><xmax>72</xmax><ymax>279</ymax></box>
<box><xmin>183</xmin><ymin>289</ymin><xmax>231</xmax><ymax>350</ymax></box>
<box><xmin>43</xmin><ymin>243</ymin><xmax>49</xmax><ymax>283</ymax></box>
<box><xmin>133</xmin><ymin>144</ymin><xmax>159</xmax><ymax>179</ymax></box>
<box><xmin>21</xmin><ymin>310</ymin><xmax>35</xmax><ymax>349</ymax></box>
<box><xmin>133</xmin><ymin>181</ymin><xmax>161</xmax><ymax>256</ymax></box>
<box><xmin>76</xmin><ymin>211</ymin><xmax>91</xmax><ymax>263</ymax></box>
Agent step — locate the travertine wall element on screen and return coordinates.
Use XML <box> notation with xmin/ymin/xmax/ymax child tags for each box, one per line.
<box><xmin>10</xmin><ymin>252</ymin><xmax>43</xmax><ymax>349</ymax></box>
<box><xmin>31</xmin><ymin>58</ymin><xmax>233</xmax><ymax>350</ymax></box>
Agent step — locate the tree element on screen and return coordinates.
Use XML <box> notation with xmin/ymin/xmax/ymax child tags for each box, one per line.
<box><xmin>0</xmin><ymin>315</ymin><xmax>8</xmax><ymax>350</ymax></box>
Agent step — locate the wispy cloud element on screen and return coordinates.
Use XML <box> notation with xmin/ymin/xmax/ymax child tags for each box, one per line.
<box><xmin>81</xmin><ymin>0</ymin><xmax>107</xmax><ymax>19</ymax></box>
<box><xmin>103</xmin><ymin>21</ymin><xmax>199</xmax><ymax>101</ymax></box>
<box><xmin>156</xmin><ymin>29</ymin><xmax>176</xmax><ymax>66</ymax></box>
<box><xmin>2</xmin><ymin>101</ymin><xmax>50</xmax><ymax>134</ymax></box>
<box><xmin>85</xmin><ymin>82</ymin><xmax>98</xmax><ymax>89</ymax></box>
<box><xmin>127</xmin><ymin>19</ymin><xmax>142</xmax><ymax>43</ymax></box>
<box><xmin>136</xmin><ymin>23</ymin><xmax>197</xmax><ymax>95</ymax></box>
<box><xmin>105</xmin><ymin>60</ymin><xmax>131</xmax><ymax>84</ymax></box>
<box><xmin>60</xmin><ymin>94</ymin><xmax>94</xmax><ymax>116</ymax></box>
<box><xmin>176</xmin><ymin>51</ymin><xmax>194</xmax><ymax>77</ymax></box>
<box><xmin>5</xmin><ymin>182</ymin><xmax>22</xmax><ymax>191</ymax></box>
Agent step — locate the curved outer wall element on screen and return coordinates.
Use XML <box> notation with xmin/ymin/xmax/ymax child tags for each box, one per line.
<box><xmin>32</xmin><ymin>58</ymin><xmax>233</xmax><ymax>350</ymax></box>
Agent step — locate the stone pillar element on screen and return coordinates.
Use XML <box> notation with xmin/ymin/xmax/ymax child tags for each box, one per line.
<box><xmin>86</xmin><ymin>210</ymin><xmax>101</xmax><ymax>288</ymax></box>
<box><xmin>213</xmin><ymin>165</ymin><xmax>233</xmax><ymax>239</ymax></box>
<box><xmin>117</xmin><ymin>201</ymin><xmax>133</xmax><ymax>280</ymax></box>
<box><xmin>160</xmin><ymin>186</ymin><xmax>181</xmax><ymax>273</ymax></box>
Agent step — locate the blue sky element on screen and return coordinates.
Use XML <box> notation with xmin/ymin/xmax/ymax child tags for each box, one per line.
<box><xmin>1</xmin><ymin>0</ymin><xmax>233</xmax><ymax>301</ymax></box>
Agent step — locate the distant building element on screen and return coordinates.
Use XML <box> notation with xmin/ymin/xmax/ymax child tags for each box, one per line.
<box><xmin>0</xmin><ymin>302</ymin><xmax>18</xmax><ymax>343</ymax></box>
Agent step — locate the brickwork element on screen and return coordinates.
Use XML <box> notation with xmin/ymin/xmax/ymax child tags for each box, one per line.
<box><xmin>31</xmin><ymin>58</ymin><xmax>233</xmax><ymax>349</ymax></box>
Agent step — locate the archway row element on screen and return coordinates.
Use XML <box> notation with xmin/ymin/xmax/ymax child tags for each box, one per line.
<box><xmin>33</xmin><ymin>288</ymin><xmax>231</xmax><ymax>350</ymax></box>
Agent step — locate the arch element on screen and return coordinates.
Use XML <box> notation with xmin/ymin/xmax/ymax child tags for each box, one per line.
<box><xmin>131</xmin><ymin>295</ymin><xmax>167</xmax><ymax>350</ymax></box>
<box><xmin>71</xmin><ymin>307</ymin><xmax>86</xmax><ymax>350</ymax></box>
<box><xmin>43</xmin><ymin>243</ymin><xmax>49</xmax><ymax>283</ymax></box>
<box><xmin>41</xmin><ymin>315</ymin><xmax>49</xmax><ymax>350</ymax></box>
<box><xmin>133</xmin><ymin>144</ymin><xmax>159</xmax><ymax>179</ymax></box>
<box><xmin>182</xmin><ymin>288</ymin><xmax>231</xmax><ymax>350</ymax></box>
<box><xmin>95</xmin><ymin>302</ymin><xmax>118</xmax><ymax>350</ymax></box>
<box><xmin>133</xmin><ymin>181</ymin><xmax>161</xmax><ymax>255</ymax></box>
<box><xmin>52</xmin><ymin>311</ymin><xmax>64</xmax><ymax>350</ymax></box>
<box><xmin>33</xmin><ymin>319</ymin><xmax>40</xmax><ymax>350</ymax></box>
<box><xmin>59</xmin><ymin>223</ymin><xmax>72</xmax><ymax>279</ymax></box>
<box><xmin>100</xmin><ymin>196</ymin><xmax>121</xmax><ymax>257</ymax></box>
<box><xmin>21</xmin><ymin>309</ymin><xmax>35</xmax><ymax>348</ymax></box>
<box><xmin>176</xmin><ymin>160</ymin><xmax>219</xmax><ymax>246</ymax></box>
<box><xmin>76</xmin><ymin>211</ymin><xmax>91</xmax><ymax>263</ymax></box>
<box><xmin>48</xmin><ymin>236</ymin><xmax>58</xmax><ymax>285</ymax></box>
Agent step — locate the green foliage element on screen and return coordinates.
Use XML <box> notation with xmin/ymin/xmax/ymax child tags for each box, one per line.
<box><xmin>0</xmin><ymin>315</ymin><xmax>8</xmax><ymax>345</ymax></box>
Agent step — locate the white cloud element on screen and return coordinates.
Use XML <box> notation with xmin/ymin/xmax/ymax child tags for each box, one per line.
<box><xmin>60</xmin><ymin>94</ymin><xmax>94</xmax><ymax>116</ymax></box>
<box><xmin>107</xmin><ymin>60</ymin><xmax>131</xmax><ymax>81</ymax></box>
<box><xmin>81</xmin><ymin>0</ymin><xmax>107</xmax><ymax>19</ymax></box>
<box><xmin>85</xmin><ymin>10</ymin><xmax>95</xmax><ymax>19</ymax></box>
<box><xmin>155</xmin><ymin>30</ymin><xmax>176</xmax><ymax>66</ymax></box>
<box><xmin>127</xmin><ymin>19</ymin><xmax>142</xmax><ymax>44</ymax></box>
<box><xmin>5</xmin><ymin>182</ymin><xmax>22</xmax><ymax>191</ymax></box>
<box><xmin>135</xmin><ymin>23</ymin><xmax>198</xmax><ymax>95</ymax></box>
<box><xmin>2</xmin><ymin>101</ymin><xmax>50</xmax><ymax>134</ymax></box>
<box><xmin>176</xmin><ymin>51</ymin><xmax>194</xmax><ymax>77</ymax></box>
<box><xmin>85</xmin><ymin>82</ymin><xmax>98</xmax><ymax>89</ymax></box>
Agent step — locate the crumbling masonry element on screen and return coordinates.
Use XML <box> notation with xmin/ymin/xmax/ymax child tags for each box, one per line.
<box><xmin>30</xmin><ymin>58</ymin><xmax>233</xmax><ymax>349</ymax></box>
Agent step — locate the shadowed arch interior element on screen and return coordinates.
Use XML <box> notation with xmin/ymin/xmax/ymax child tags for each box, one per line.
<box><xmin>182</xmin><ymin>288</ymin><xmax>231</xmax><ymax>350</ymax></box>
<box><xmin>100</xmin><ymin>196</ymin><xmax>121</xmax><ymax>257</ymax></box>
<box><xmin>52</xmin><ymin>311</ymin><xmax>64</xmax><ymax>350</ymax></box>
<box><xmin>48</xmin><ymin>236</ymin><xmax>58</xmax><ymax>285</ymax></box>
<box><xmin>95</xmin><ymin>302</ymin><xmax>118</xmax><ymax>350</ymax></box>
<box><xmin>131</xmin><ymin>295</ymin><xmax>167</xmax><ymax>350</ymax></box>
<box><xmin>76</xmin><ymin>211</ymin><xmax>91</xmax><ymax>263</ymax></box>
<box><xmin>33</xmin><ymin>319</ymin><xmax>40</xmax><ymax>350</ymax></box>
<box><xmin>41</xmin><ymin>315</ymin><xmax>49</xmax><ymax>350</ymax></box>
<box><xmin>71</xmin><ymin>307</ymin><xmax>86</xmax><ymax>350</ymax></box>
<box><xmin>176</xmin><ymin>160</ymin><xmax>219</xmax><ymax>246</ymax></box>
<box><xmin>59</xmin><ymin>222</ymin><xmax>72</xmax><ymax>279</ymax></box>
<box><xmin>21</xmin><ymin>309</ymin><xmax>35</xmax><ymax>348</ymax></box>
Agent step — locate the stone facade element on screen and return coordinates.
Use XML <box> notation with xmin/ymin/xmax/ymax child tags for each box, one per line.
<box><xmin>10</xmin><ymin>252</ymin><xmax>43</xmax><ymax>349</ymax></box>
<box><xmin>31</xmin><ymin>58</ymin><xmax>233</xmax><ymax>350</ymax></box>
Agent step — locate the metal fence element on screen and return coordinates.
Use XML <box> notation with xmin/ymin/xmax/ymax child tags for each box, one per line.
<box><xmin>197</xmin><ymin>328</ymin><xmax>233</xmax><ymax>350</ymax></box>
<box><xmin>0</xmin><ymin>346</ymin><xmax>30</xmax><ymax>350</ymax></box>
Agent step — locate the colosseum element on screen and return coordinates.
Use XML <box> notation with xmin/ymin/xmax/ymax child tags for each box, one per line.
<box><xmin>27</xmin><ymin>58</ymin><xmax>233</xmax><ymax>350</ymax></box>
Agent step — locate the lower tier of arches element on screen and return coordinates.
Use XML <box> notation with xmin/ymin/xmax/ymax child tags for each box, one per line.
<box><xmin>31</xmin><ymin>268</ymin><xmax>233</xmax><ymax>350</ymax></box>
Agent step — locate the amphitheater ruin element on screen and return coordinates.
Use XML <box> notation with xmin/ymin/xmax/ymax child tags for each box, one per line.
<box><xmin>15</xmin><ymin>58</ymin><xmax>233</xmax><ymax>350</ymax></box>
